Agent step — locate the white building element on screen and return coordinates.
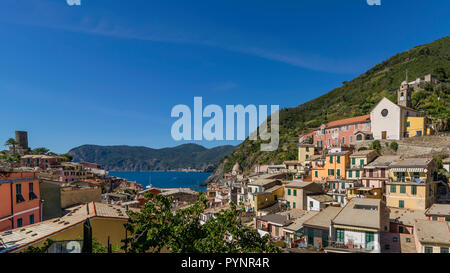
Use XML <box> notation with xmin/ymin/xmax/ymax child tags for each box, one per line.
<box><xmin>370</xmin><ymin>97</ymin><xmax>421</xmax><ymax>140</ymax></box>
<box><xmin>307</xmin><ymin>194</ymin><xmax>336</xmax><ymax>211</ymax></box>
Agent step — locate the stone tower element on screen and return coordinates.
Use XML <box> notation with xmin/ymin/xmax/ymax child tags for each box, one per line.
<box><xmin>398</xmin><ymin>70</ymin><xmax>413</xmax><ymax>108</ymax></box>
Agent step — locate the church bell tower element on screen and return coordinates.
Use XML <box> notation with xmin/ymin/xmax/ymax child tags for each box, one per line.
<box><xmin>398</xmin><ymin>70</ymin><xmax>412</xmax><ymax>107</ymax></box>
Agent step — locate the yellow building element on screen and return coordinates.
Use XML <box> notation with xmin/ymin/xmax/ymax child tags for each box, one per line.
<box><xmin>312</xmin><ymin>150</ymin><xmax>352</xmax><ymax>181</ymax></box>
<box><xmin>347</xmin><ymin>150</ymin><xmax>378</xmax><ymax>180</ymax></box>
<box><xmin>249</xmin><ymin>185</ymin><xmax>284</xmax><ymax>213</ymax></box>
<box><xmin>386</xmin><ymin>158</ymin><xmax>439</xmax><ymax>210</ymax></box>
<box><xmin>347</xmin><ymin>187</ymin><xmax>382</xmax><ymax>200</ymax></box>
<box><xmin>414</xmin><ymin>220</ymin><xmax>450</xmax><ymax>253</ymax></box>
<box><xmin>0</xmin><ymin>202</ymin><xmax>130</xmax><ymax>253</ymax></box>
<box><xmin>298</xmin><ymin>144</ymin><xmax>315</xmax><ymax>163</ymax></box>
<box><xmin>405</xmin><ymin>117</ymin><xmax>434</xmax><ymax>138</ymax></box>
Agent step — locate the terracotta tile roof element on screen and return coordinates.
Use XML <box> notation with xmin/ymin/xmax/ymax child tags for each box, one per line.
<box><xmin>325</xmin><ymin>114</ymin><xmax>370</xmax><ymax>128</ymax></box>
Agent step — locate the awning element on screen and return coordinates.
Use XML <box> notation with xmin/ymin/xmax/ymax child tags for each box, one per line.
<box><xmin>391</xmin><ymin>168</ymin><xmax>426</xmax><ymax>173</ymax></box>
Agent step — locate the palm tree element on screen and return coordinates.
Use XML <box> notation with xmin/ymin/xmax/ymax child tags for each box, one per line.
<box><xmin>4</xmin><ymin>138</ymin><xmax>18</xmax><ymax>154</ymax></box>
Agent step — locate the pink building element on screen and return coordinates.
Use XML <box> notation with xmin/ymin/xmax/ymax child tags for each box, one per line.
<box><xmin>21</xmin><ymin>155</ymin><xmax>62</xmax><ymax>170</ymax></box>
<box><xmin>313</xmin><ymin>114</ymin><xmax>371</xmax><ymax>148</ymax></box>
<box><xmin>362</xmin><ymin>155</ymin><xmax>401</xmax><ymax>191</ymax></box>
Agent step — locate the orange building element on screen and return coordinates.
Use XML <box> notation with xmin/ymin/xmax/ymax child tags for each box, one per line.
<box><xmin>312</xmin><ymin>150</ymin><xmax>352</xmax><ymax>181</ymax></box>
<box><xmin>0</xmin><ymin>172</ymin><xmax>41</xmax><ymax>232</ymax></box>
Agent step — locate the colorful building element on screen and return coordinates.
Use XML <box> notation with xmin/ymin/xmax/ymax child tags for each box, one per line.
<box><xmin>302</xmin><ymin>206</ymin><xmax>342</xmax><ymax>249</ymax></box>
<box><xmin>405</xmin><ymin>116</ymin><xmax>434</xmax><ymax>137</ymax></box>
<box><xmin>312</xmin><ymin>150</ymin><xmax>352</xmax><ymax>181</ymax></box>
<box><xmin>346</xmin><ymin>150</ymin><xmax>378</xmax><ymax>180</ymax></box>
<box><xmin>362</xmin><ymin>155</ymin><xmax>402</xmax><ymax>190</ymax></box>
<box><xmin>313</xmin><ymin>115</ymin><xmax>371</xmax><ymax>148</ymax></box>
<box><xmin>386</xmin><ymin>158</ymin><xmax>439</xmax><ymax>210</ymax></box>
<box><xmin>0</xmin><ymin>202</ymin><xmax>129</xmax><ymax>253</ymax></box>
<box><xmin>327</xmin><ymin>199</ymin><xmax>389</xmax><ymax>253</ymax></box>
<box><xmin>284</xmin><ymin>181</ymin><xmax>323</xmax><ymax>210</ymax></box>
<box><xmin>413</xmin><ymin>220</ymin><xmax>450</xmax><ymax>253</ymax></box>
<box><xmin>0</xmin><ymin>172</ymin><xmax>41</xmax><ymax>232</ymax></box>
<box><xmin>425</xmin><ymin>204</ymin><xmax>450</xmax><ymax>222</ymax></box>
<box><xmin>298</xmin><ymin>144</ymin><xmax>316</xmax><ymax>164</ymax></box>
<box><xmin>20</xmin><ymin>155</ymin><xmax>63</xmax><ymax>170</ymax></box>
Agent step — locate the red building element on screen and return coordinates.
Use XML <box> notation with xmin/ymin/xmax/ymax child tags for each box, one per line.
<box><xmin>313</xmin><ymin>114</ymin><xmax>371</xmax><ymax>148</ymax></box>
<box><xmin>0</xmin><ymin>172</ymin><xmax>41</xmax><ymax>232</ymax></box>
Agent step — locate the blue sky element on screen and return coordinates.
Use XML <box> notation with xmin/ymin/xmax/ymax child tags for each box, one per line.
<box><xmin>0</xmin><ymin>0</ymin><xmax>448</xmax><ymax>153</ymax></box>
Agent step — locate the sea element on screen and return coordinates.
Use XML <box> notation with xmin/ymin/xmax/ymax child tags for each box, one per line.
<box><xmin>109</xmin><ymin>171</ymin><xmax>212</xmax><ymax>192</ymax></box>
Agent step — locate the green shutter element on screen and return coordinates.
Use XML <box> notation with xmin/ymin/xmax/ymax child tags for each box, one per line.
<box><xmin>315</xmin><ymin>171</ymin><xmax>318</xmax><ymax>178</ymax></box>
<box><xmin>411</xmin><ymin>185</ymin><xmax>417</xmax><ymax>195</ymax></box>
<box><xmin>400</xmin><ymin>185</ymin><xmax>406</xmax><ymax>193</ymax></box>
<box><xmin>337</xmin><ymin>156</ymin><xmax>341</xmax><ymax>163</ymax></box>
<box><xmin>293</xmin><ymin>202</ymin><xmax>296</xmax><ymax>208</ymax></box>
<box><xmin>390</xmin><ymin>185</ymin><xmax>396</xmax><ymax>193</ymax></box>
<box><xmin>356</xmin><ymin>170</ymin><xmax>360</xmax><ymax>178</ymax></box>
<box><xmin>330</xmin><ymin>156</ymin><xmax>333</xmax><ymax>163</ymax></box>
<box><xmin>348</xmin><ymin>171</ymin><xmax>352</xmax><ymax>178</ymax></box>
<box><xmin>293</xmin><ymin>189</ymin><xmax>297</xmax><ymax>196</ymax></box>
<box><xmin>399</xmin><ymin>200</ymin><xmax>404</xmax><ymax>208</ymax></box>
<box><xmin>337</xmin><ymin>169</ymin><xmax>341</xmax><ymax>177</ymax></box>
<box><xmin>288</xmin><ymin>189</ymin><xmax>291</xmax><ymax>195</ymax></box>
<box><xmin>352</xmin><ymin>158</ymin><xmax>355</xmax><ymax>165</ymax></box>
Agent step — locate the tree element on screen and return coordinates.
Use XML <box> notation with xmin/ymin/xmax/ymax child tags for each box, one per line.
<box><xmin>31</xmin><ymin>147</ymin><xmax>50</xmax><ymax>155</ymax></box>
<box><xmin>4</xmin><ymin>138</ymin><xmax>18</xmax><ymax>154</ymax></box>
<box><xmin>122</xmin><ymin>192</ymin><xmax>280</xmax><ymax>253</ymax></box>
<box><xmin>370</xmin><ymin>140</ymin><xmax>381</xmax><ymax>153</ymax></box>
<box><xmin>389</xmin><ymin>142</ymin><xmax>398</xmax><ymax>152</ymax></box>
<box><xmin>22</xmin><ymin>239</ymin><xmax>54</xmax><ymax>253</ymax></box>
<box><xmin>60</xmin><ymin>153</ymin><xmax>73</xmax><ymax>162</ymax></box>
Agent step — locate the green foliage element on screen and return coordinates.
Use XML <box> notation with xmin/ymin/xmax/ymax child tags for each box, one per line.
<box><xmin>30</xmin><ymin>147</ymin><xmax>50</xmax><ymax>155</ymax></box>
<box><xmin>390</xmin><ymin>142</ymin><xmax>399</xmax><ymax>152</ymax></box>
<box><xmin>92</xmin><ymin>237</ymin><xmax>120</xmax><ymax>253</ymax></box>
<box><xmin>217</xmin><ymin>36</ymin><xmax>450</xmax><ymax>175</ymax></box>
<box><xmin>22</xmin><ymin>239</ymin><xmax>54</xmax><ymax>253</ymax></box>
<box><xmin>370</xmin><ymin>140</ymin><xmax>382</xmax><ymax>153</ymax></box>
<box><xmin>4</xmin><ymin>138</ymin><xmax>18</xmax><ymax>153</ymax></box>
<box><xmin>60</xmin><ymin>153</ymin><xmax>73</xmax><ymax>162</ymax></box>
<box><xmin>122</xmin><ymin>192</ymin><xmax>280</xmax><ymax>253</ymax></box>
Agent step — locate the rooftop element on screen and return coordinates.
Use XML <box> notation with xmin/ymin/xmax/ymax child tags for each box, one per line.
<box><xmin>284</xmin><ymin>211</ymin><xmax>319</xmax><ymax>232</ymax></box>
<box><xmin>285</xmin><ymin>181</ymin><xmax>315</xmax><ymax>189</ymax></box>
<box><xmin>304</xmin><ymin>206</ymin><xmax>342</xmax><ymax>229</ymax></box>
<box><xmin>308</xmin><ymin>194</ymin><xmax>336</xmax><ymax>203</ymax></box>
<box><xmin>325</xmin><ymin>114</ymin><xmax>370</xmax><ymax>129</ymax></box>
<box><xmin>332</xmin><ymin>199</ymin><xmax>383</xmax><ymax>230</ymax></box>
<box><xmin>365</xmin><ymin>155</ymin><xmax>402</xmax><ymax>168</ymax></box>
<box><xmin>425</xmin><ymin>204</ymin><xmax>450</xmax><ymax>217</ymax></box>
<box><xmin>390</xmin><ymin>158</ymin><xmax>433</xmax><ymax>168</ymax></box>
<box><xmin>415</xmin><ymin>220</ymin><xmax>450</xmax><ymax>246</ymax></box>
<box><xmin>0</xmin><ymin>202</ymin><xmax>129</xmax><ymax>253</ymax></box>
<box><xmin>389</xmin><ymin>208</ymin><xmax>426</xmax><ymax>227</ymax></box>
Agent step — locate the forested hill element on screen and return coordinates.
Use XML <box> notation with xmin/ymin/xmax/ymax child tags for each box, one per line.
<box><xmin>68</xmin><ymin>144</ymin><xmax>235</xmax><ymax>171</ymax></box>
<box><xmin>208</xmin><ymin>36</ymin><xmax>450</xmax><ymax>182</ymax></box>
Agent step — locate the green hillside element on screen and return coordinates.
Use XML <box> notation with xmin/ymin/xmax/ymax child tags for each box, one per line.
<box><xmin>211</xmin><ymin>36</ymin><xmax>450</xmax><ymax>180</ymax></box>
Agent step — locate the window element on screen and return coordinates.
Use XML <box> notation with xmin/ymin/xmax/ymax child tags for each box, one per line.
<box><xmin>329</xmin><ymin>156</ymin><xmax>333</xmax><ymax>164</ymax></box>
<box><xmin>309</xmin><ymin>201</ymin><xmax>314</xmax><ymax>208</ymax></box>
<box><xmin>337</xmin><ymin>169</ymin><xmax>341</xmax><ymax>177</ymax></box>
<box><xmin>350</xmin><ymin>136</ymin><xmax>353</xmax><ymax>143</ymax></box>
<box><xmin>293</xmin><ymin>189</ymin><xmax>297</xmax><ymax>196</ymax></box>
<box><xmin>16</xmin><ymin>184</ymin><xmax>25</xmax><ymax>203</ymax></box>
<box><xmin>441</xmin><ymin>247</ymin><xmax>449</xmax><ymax>253</ymax></box>
<box><xmin>398</xmin><ymin>226</ymin><xmax>404</xmax><ymax>233</ymax></box>
<box><xmin>350</xmin><ymin>189</ymin><xmax>353</xmax><ymax>194</ymax></box>
<box><xmin>341</xmin><ymin>182</ymin><xmax>345</xmax><ymax>189</ymax></box>
<box><xmin>445</xmin><ymin>217</ymin><xmax>450</xmax><ymax>222</ymax></box>
<box><xmin>424</xmin><ymin>246</ymin><xmax>433</xmax><ymax>253</ymax></box>
<box><xmin>336</xmin><ymin>229</ymin><xmax>344</xmax><ymax>242</ymax></box>
<box><xmin>411</xmin><ymin>185</ymin><xmax>417</xmax><ymax>195</ymax></box>
<box><xmin>348</xmin><ymin>171</ymin><xmax>352</xmax><ymax>178</ymax></box>
<box><xmin>314</xmin><ymin>171</ymin><xmax>318</xmax><ymax>178</ymax></box>
<box><xmin>356</xmin><ymin>170</ymin><xmax>360</xmax><ymax>178</ymax></box>
<box><xmin>360</xmin><ymin>159</ymin><xmax>364</xmax><ymax>167</ymax></box>
<box><xmin>406</xmin><ymin>121</ymin><xmax>410</xmax><ymax>127</ymax></box>
<box><xmin>381</xmin><ymin>109</ymin><xmax>388</xmax><ymax>117</ymax></box>
<box><xmin>288</xmin><ymin>189</ymin><xmax>291</xmax><ymax>195</ymax></box>
<box><xmin>390</xmin><ymin>185</ymin><xmax>397</xmax><ymax>193</ymax></box>
<box><xmin>306</xmin><ymin>147</ymin><xmax>309</xmax><ymax>152</ymax></box>
<box><xmin>29</xmin><ymin>183</ymin><xmax>37</xmax><ymax>200</ymax></box>
<box><xmin>399</xmin><ymin>200</ymin><xmax>404</xmax><ymax>208</ymax></box>
<box><xmin>30</xmin><ymin>214</ymin><xmax>34</xmax><ymax>225</ymax></box>
<box><xmin>365</xmin><ymin>232</ymin><xmax>375</xmax><ymax>250</ymax></box>
<box><xmin>351</xmin><ymin>158</ymin><xmax>356</xmax><ymax>165</ymax></box>
<box><xmin>293</xmin><ymin>202</ymin><xmax>296</xmax><ymax>209</ymax></box>
<box><xmin>341</xmin><ymin>137</ymin><xmax>345</xmax><ymax>144</ymax></box>
<box><xmin>400</xmin><ymin>185</ymin><xmax>406</xmax><ymax>193</ymax></box>
<box><xmin>275</xmin><ymin>226</ymin><xmax>279</xmax><ymax>236</ymax></box>
<box><xmin>337</xmin><ymin>156</ymin><xmax>341</xmax><ymax>163</ymax></box>
<box><xmin>17</xmin><ymin>218</ymin><xmax>23</xmax><ymax>228</ymax></box>
<box><xmin>432</xmin><ymin>216</ymin><xmax>438</xmax><ymax>221</ymax></box>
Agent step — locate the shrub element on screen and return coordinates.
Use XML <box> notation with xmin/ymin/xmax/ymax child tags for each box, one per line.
<box><xmin>390</xmin><ymin>142</ymin><xmax>399</xmax><ymax>152</ymax></box>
